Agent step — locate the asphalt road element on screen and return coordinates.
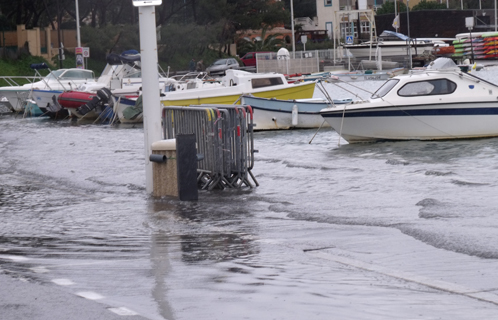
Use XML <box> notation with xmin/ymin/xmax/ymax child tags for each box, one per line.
<box><xmin>0</xmin><ymin>272</ymin><xmax>152</xmax><ymax>320</ymax></box>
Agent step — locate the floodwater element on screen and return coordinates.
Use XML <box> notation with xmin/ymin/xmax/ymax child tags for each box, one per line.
<box><xmin>3</xmin><ymin>69</ymin><xmax>498</xmax><ymax>319</ymax></box>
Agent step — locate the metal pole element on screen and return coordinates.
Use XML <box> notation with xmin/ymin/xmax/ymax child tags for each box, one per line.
<box><xmin>407</xmin><ymin>0</ymin><xmax>410</xmax><ymax>38</ymax></box>
<box><xmin>75</xmin><ymin>0</ymin><xmax>81</xmax><ymax>47</ymax></box>
<box><xmin>469</xmin><ymin>28</ymin><xmax>474</xmax><ymax>63</ymax></box>
<box><xmin>138</xmin><ymin>5</ymin><xmax>162</xmax><ymax>194</ymax></box>
<box><xmin>495</xmin><ymin>0</ymin><xmax>497</xmax><ymax>31</ymax></box>
<box><xmin>56</xmin><ymin>0</ymin><xmax>63</xmax><ymax>69</ymax></box>
<box><xmin>291</xmin><ymin>0</ymin><xmax>295</xmax><ymax>58</ymax></box>
<box><xmin>394</xmin><ymin>0</ymin><xmax>398</xmax><ymax>33</ymax></box>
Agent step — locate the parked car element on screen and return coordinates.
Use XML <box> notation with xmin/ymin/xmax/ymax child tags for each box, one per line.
<box><xmin>206</xmin><ymin>58</ymin><xmax>240</xmax><ymax>76</ymax></box>
<box><xmin>239</xmin><ymin>51</ymin><xmax>273</xmax><ymax>67</ymax></box>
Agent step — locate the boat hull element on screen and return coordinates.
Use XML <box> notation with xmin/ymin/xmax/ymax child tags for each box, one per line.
<box><xmin>0</xmin><ymin>89</ymin><xmax>30</xmax><ymax>112</ymax></box>
<box><xmin>160</xmin><ymin>81</ymin><xmax>316</xmax><ymax>107</ymax></box>
<box><xmin>321</xmin><ymin>102</ymin><xmax>498</xmax><ymax>143</ymax></box>
<box><xmin>242</xmin><ymin>96</ymin><xmax>352</xmax><ymax>130</ymax></box>
<box><xmin>33</xmin><ymin>89</ymin><xmax>63</xmax><ymax>110</ymax></box>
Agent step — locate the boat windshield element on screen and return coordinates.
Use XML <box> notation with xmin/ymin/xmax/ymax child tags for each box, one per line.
<box><xmin>43</xmin><ymin>69</ymin><xmax>94</xmax><ymax>81</ymax></box>
<box><xmin>60</xmin><ymin>70</ymin><xmax>95</xmax><ymax>79</ymax></box>
<box><xmin>251</xmin><ymin>77</ymin><xmax>284</xmax><ymax>89</ymax></box>
<box><xmin>371</xmin><ymin>79</ymin><xmax>399</xmax><ymax>99</ymax></box>
<box><xmin>44</xmin><ymin>69</ymin><xmax>65</xmax><ymax>81</ymax></box>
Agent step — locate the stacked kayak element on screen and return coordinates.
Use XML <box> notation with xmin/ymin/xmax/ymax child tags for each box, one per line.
<box><xmin>434</xmin><ymin>33</ymin><xmax>498</xmax><ymax>59</ymax></box>
<box><xmin>481</xmin><ymin>32</ymin><xmax>498</xmax><ymax>58</ymax></box>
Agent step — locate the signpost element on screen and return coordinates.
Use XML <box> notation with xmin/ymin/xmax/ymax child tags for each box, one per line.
<box><xmin>466</xmin><ymin>17</ymin><xmax>475</xmax><ymax>64</ymax></box>
<box><xmin>75</xmin><ymin>47</ymin><xmax>84</xmax><ymax>68</ymax></box>
<box><xmin>133</xmin><ymin>0</ymin><xmax>163</xmax><ymax>194</ymax></box>
<box><xmin>301</xmin><ymin>35</ymin><xmax>307</xmax><ymax>52</ymax></box>
<box><xmin>133</xmin><ymin>0</ymin><xmax>162</xmax><ymax>6</ymax></box>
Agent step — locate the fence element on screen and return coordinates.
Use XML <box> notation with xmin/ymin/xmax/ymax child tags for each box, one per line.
<box><xmin>162</xmin><ymin>105</ymin><xmax>258</xmax><ymax>190</ymax></box>
<box><xmin>255</xmin><ymin>49</ymin><xmax>353</xmax><ymax>74</ymax></box>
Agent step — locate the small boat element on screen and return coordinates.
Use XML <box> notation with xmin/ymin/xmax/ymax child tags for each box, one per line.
<box><xmin>241</xmin><ymin>95</ymin><xmax>352</xmax><ymax>130</ymax></box>
<box><xmin>159</xmin><ymin>69</ymin><xmax>316</xmax><ymax>106</ymax></box>
<box><xmin>286</xmin><ymin>72</ymin><xmax>333</xmax><ymax>83</ymax></box>
<box><xmin>115</xmin><ymin>69</ymin><xmax>316</xmax><ymax>124</ymax></box>
<box><xmin>345</xmin><ymin>30</ymin><xmax>453</xmax><ymax>59</ymax></box>
<box><xmin>320</xmin><ymin>57</ymin><xmax>498</xmax><ymax>143</ymax></box>
<box><xmin>328</xmin><ymin>70</ymin><xmax>392</xmax><ymax>82</ymax></box>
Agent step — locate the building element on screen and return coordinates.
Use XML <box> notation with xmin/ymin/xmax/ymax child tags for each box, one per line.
<box><xmin>310</xmin><ymin>0</ymin><xmax>497</xmax><ymax>43</ymax></box>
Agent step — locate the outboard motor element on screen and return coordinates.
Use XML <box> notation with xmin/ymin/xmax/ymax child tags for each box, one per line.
<box><xmin>76</xmin><ymin>88</ymin><xmax>113</xmax><ymax>116</ymax></box>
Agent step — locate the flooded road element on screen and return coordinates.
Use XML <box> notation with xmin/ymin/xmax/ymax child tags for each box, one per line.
<box><xmin>2</xmin><ymin>77</ymin><xmax>498</xmax><ymax>319</ymax></box>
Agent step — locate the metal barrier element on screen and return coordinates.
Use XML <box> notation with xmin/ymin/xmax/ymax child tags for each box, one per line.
<box><xmin>162</xmin><ymin>105</ymin><xmax>258</xmax><ymax>190</ymax></box>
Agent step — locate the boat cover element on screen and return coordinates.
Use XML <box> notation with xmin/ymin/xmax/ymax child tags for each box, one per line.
<box><xmin>106</xmin><ymin>51</ymin><xmax>141</xmax><ymax>66</ymax></box>
<box><xmin>426</xmin><ymin>57</ymin><xmax>459</xmax><ymax>70</ymax></box>
<box><xmin>30</xmin><ymin>63</ymin><xmax>49</xmax><ymax>70</ymax></box>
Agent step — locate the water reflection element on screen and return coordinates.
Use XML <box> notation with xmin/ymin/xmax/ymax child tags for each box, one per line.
<box><xmin>149</xmin><ymin>197</ymin><xmax>259</xmax><ymax>264</ymax></box>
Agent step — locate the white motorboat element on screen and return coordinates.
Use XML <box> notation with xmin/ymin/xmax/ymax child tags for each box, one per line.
<box><xmin>241</xmin><ymin>95</ymin><xmax>351</xmax><ymax>130</ymax></box>
<box><xmin>345</xmin><ymin>30</ymin><xmax>452</xmax><ymax>59</ymax></box>
<box><xmin>0</xmin><ymin>64</ymin><xmax>95</xmax><ymax>114</ymax></box>
<box><xmin>320</xmin><ymin>58</ymin><xmax>498</xmax><ymax>143</ymax></box>
<box><xmin>32</xmin><ymin>51</ymin><xmax>149</xmax><ymax>118</ymax></box>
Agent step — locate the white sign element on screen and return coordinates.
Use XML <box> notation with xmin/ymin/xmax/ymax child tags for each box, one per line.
<box><xmin>346</xmin><ymin>35</ymin><xmax>354</xmax><ymax>45</ymax></box>
<box><xmin>301</xmin><ymin>35</ymin><xmax>308</xmax><ymax>44</ymax></box>
<box><xmin>132</xmin><ymin>0</ymin><xmax>162</xmax><ymax>6</ymax></box>
<box><xmin>82</xmin><ymin>47</ymin><xmax>90</xmax><ymax>58</ymax></box>
<box><xmin>465</xmin><ymin>17</ymin><xmax>475</xmax><ymax>28</ymax></box>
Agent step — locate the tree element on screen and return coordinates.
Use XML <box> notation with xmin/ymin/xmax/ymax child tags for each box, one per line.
<box><xmin>237</xmin><ymin>25</ymin><xmax>285</xmax><ymax>55</ymax></box>
<box><xmin>412</xmin><ymin>0</ymin><xmax>447</xmax><ymax>10</ymax></box>
<box><xmin>376</xmin><ymin>1</ymin><xmax>407</xmax><ymax>15</ymax></box>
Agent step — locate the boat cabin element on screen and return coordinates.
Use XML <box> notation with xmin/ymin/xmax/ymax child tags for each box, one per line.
<box><xmin>222</xmin><ymin>69</ymin><xmax>288</xmax><ymax>90</ymax></box>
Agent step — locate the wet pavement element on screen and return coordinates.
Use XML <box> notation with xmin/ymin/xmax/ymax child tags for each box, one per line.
<box><xmin>2</xmin><ymin>72</ymin><xmax>498</xmax><ymax>319</ymax></box>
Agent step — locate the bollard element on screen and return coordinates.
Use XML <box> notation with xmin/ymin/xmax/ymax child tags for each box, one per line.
<box><xmin>176</xmin><ymin>134</ymin><xmax>198</xmax><ymax>201</ymax></box>
<box><xmin>151</xmin><ymin>139</ymin><xmax>178</xmax><ymax>198</ymax></box>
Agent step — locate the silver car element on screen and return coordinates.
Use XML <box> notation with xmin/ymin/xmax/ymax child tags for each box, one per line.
<box><xmin>206</xmin><ymin>58</ymin><xmax>239</xmax><ymax>76</ymax></box>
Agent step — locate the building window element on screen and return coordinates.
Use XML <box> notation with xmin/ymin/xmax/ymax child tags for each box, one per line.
<box><xmin>325</xmin><ymin>0</ymin><xmax>332</xmax><ymax>6</ymax></box>
<box><xmin>340</xmin><ymin>23</ymin><xmax>357</xmax><ymax>40</ymax></box>
<box><xmin>360</xmin><ymin>21</ymin><xmax>370</xmax><ymax>33</ymax></box>
<box><xmin>326</xmin><ymin>22</ymin><xmax>333</xmax><ymax>40</ymax></box>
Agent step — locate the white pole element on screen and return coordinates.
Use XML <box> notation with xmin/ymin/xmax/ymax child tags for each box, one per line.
<box><xmin>138</xmin><ymin>5</ymin><xmax>162</xmax><ymax>194</ymax></box>
<box><xmin>461</xmin><ymin>0</ymin><xmax>463</xmax><ymax>10</ymax></box>
<box><xmin>495</xmin><ymin>0</ymin><xmax>497</xmax><ymax>31</ymax></box>
<box><xmin>75</xmin><ymin>0</ymin><xmax>81</xmax><ymax>47</ymax></box>
<box><xmin>291</xmin><ymin>0</ymin><xmax>295</xmax><ymax>58</ymax></box>
<box><xmin>394</xmin><ymin>0</ymin><xmax>398</xmax><ymax>33</ymax></box>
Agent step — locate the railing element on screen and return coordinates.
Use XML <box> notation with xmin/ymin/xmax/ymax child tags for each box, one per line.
<box><xmin>0</xmin><ymin>76</ymin><xmax>44</xmax><ymax>87</ymax></box>
<box><xmin>162</xmin><ymin>104</ymin><xmax>258</xmax><ymax>190</ymax></box>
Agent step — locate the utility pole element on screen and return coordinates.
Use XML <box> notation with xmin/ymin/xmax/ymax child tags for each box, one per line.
<box><xmin>75</xmin><ymin>0</ymin><xmax>81</xmax><ymax>47</ymax></box>
<box><xmin>56</xmin><ymin>0</ymin><xmax>63</xmax><ymax>69</ymax></box>
<box><xmin>291</xmin><ymin>0</ymin><xmax>295</xmax><ymax>58</ymax></box>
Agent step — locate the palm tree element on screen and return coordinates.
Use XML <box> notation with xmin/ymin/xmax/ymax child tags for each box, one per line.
<box><xmin>237</xmin><ymin>25</ymin><xmax>286</xmax><ymax>55</ymax></box>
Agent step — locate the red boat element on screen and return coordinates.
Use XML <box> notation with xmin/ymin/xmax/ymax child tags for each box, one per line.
<box><xmin>58</xmin><ymin>91</ymin><xmax>98</xmax><ymax>109</ymax></box>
